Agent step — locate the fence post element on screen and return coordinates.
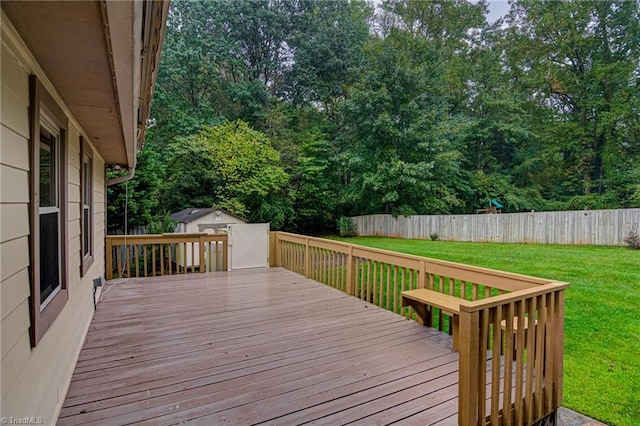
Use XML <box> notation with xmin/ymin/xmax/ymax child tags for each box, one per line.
<box><xmin>458</xmin><ymin>308</ymin><xmax>480</xmax><ymax>426</ymax></box>
<box><xmin>106</xmin><ymin>237</ymin><xmax>113</xmax><ymax>280</ymax></box>
<box><xmin>346</xmin><ymin>245</ymin><xmax>354</xmax><ymax>296</ymax></box>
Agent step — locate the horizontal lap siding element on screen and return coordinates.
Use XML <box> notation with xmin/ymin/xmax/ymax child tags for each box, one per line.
<box><xmin>0</xmin><ymin>18</ymin><xmax>106</xmax><ymax>423</ymax></box>
<box><xmin>353</xmin><ymin>209</ymin><xmax>640</xmax><ymax>245</ymax></box>
<box><xmin>1</xmin><ymin>34</ymin><xmax>32</xmax><ymax>405</ymax></box>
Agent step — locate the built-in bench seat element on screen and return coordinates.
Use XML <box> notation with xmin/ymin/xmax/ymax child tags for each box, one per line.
<box><xmin>401</xmin><ymin>288</ymin><xmax>463</xmax><ymax>349</ymax></box>
<box><xmin>402</xmin><ymin>289</ymin><xmax>535</xmax><ymax>354</ymax></box>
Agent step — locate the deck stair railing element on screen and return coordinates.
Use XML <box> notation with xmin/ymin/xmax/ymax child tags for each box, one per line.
<box><xmin>105</xmin><ymin>233</ymin><xmax>227</xmax><ymax>279</ymax></box>
<box><xmin>270</xmin><ymin>231</ymin><xmax>568</xmax><ymax>426</ymax></box>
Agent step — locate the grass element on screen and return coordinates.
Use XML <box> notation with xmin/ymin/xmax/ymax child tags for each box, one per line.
<box><xmin>330</xmin><ymin>236</ymin><xmax>640</xmax><ymax>426</ymax></box>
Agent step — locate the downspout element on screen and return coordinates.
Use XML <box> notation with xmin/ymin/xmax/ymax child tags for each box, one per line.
<box><xmin>106</xmin><ymin>168</ymin><xmax>135</xmax><ymax>186</ymax></box>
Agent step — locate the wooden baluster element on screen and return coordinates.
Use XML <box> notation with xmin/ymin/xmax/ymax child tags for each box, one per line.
<box><xmin>125</xmin><ymin>245</ymin><xmax>130</xmax><ymax>277</ymax></box>
<box><xmin>134</xmin><ymin>244</ymin><xmax>139</xmax><ymax>278</ymax></box>
<box><xmin>490</xmin><ymin>305</ymin><xmax>502</xmax><ymax>424</ymax></box>
<box><xmin>143</xmin><ymin>245</ymin><xmax>148</xmax><ymax>277</ymax></box>
<box><xmin>386</xmin><ymin>264</ymin><xmax>391</xmax><ymax>310</ymax></box>
<box><xmin>393</xmin><ymin>266</ymin><xmax>399</xmax><ymax>313</ymax></box>
<box><xmin>152</xmin><ymin>245</ymin><xmax>157</xmax><ymax>277</ymax></box>
<box><xmin>525</xmin><ymin>296</ymin><xmax>536</xmax><ymax>424</ymax></box>
<box><xmin>372</xmin><ymin>261</ymin><xmax>378</xmax><ymax>306</ymax></box>
<box><xmin>360</xmin><ymin>258</ymin><xmax>365</xmax><ymax>301</ymax></box>
<box><xmin>160</xmin><ymin>244</ymin><xmax>164</xmax><ymax>276</ymax></box>
<box><xmin>346</xmin><ymin>247</ymin><xmax>354</xmax><ymax>296</ymax></box>
<box><xmin>503</xmin><ymin>302</ymin><xmax>514</xmax><ymax>426</ymax></box>
<box><xmin>116</xmin><ymin>245</ymin><xmax>123</xmax><ymax>278</ymax></box>
<box><xmin>515</xmin><ymin>300</ymin><xmax>526</xmax><ymax>426</ymax></box>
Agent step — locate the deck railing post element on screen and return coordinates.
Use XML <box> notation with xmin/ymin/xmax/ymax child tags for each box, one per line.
<box><xmin>459</xmin><ymin>308</ymin><xmax>480</xmax><ymax>426</ymax></box>
<box><xmin>346</xmin><ymin>245</ymin><xmax>354</xmax><ymax>296</ymax></box>
<box><xmin>199</xmin><ymin>235</ymin><xmax>206</xmax><ymax>273</ymax></box>
<box><xmin>553</xmin><ymin>289</ymin><xmax>565</xmax><ymax>408</ymax></box>
<box><xmin>106</xmin><ymin>236</ymin><xmax>113</xmax><ymax>280</ymax></box>
<box><xmin>418</xmin><ymin>260</ymin><xmax>427</xmax><ymax>289</ymax></box>
<box><xmin>223</xmin><ymin>238</ymin><xmax>229</xmax><ymax>271</ymax></box>
<box><xmin>274</xmin><ymin>233</ymin><xmax>282</xmax><ymax>267</ymax></box>
<box><xmin>269</xmin><ymin>232</ymin><xmax>276</xmax><ymax>267</ymax></box>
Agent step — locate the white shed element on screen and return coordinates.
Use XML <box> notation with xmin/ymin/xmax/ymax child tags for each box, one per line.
<box><xmin>169</xmin><ymin>208</ymin><xmax>247</xmax><ymax>269</ymax></box>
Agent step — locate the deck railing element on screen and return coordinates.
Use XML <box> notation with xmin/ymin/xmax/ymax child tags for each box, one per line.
<box><xmin>270</xmin><ymin>232</ymin><xmax>569</xmax><ymax>426</ymax></box>
<box><xmin>106</xmin><ymin>233</ymin><xmax>227</xmax><ymax>280</ymax></box>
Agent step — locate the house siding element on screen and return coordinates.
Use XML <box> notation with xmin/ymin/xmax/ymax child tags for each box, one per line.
<box><xmin>1</xmin><ymin>14</ymin><xmax>106</xmax><ymax>423</ymax></box>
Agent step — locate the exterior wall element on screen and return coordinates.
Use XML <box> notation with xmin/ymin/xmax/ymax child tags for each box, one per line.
<box><xmin>1</xmin><ymin>14</ymin><xmax>106</xmax><ymax>422</ymax></box>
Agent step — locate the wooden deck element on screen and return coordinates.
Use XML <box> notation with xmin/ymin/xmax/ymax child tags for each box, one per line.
<box><xmin>59</xmin><ymin>267</ymin><xmax>463</xmax><ymax>425</ymax></box>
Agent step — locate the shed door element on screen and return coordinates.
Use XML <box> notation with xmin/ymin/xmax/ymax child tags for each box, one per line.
<box><xmin>228</xmin><ymin>223</ymin><xmax>270</xmax><ymax>270</ymax></box>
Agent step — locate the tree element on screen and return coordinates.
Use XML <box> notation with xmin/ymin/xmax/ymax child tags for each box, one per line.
<box><xmin>338</xmin><ymin>29</ymin><xmax>471</xmax><ymax>215</ymax></box>
<box><xmin>284</xmin><ymin>0</ymin><xmax>372</xmax><ymax>113</ymax></box>
<box><xmin>162</xmin><ymin>120</ymin><xmax>293</xmax><ymax>229</ymax></box>
<box><xmin>505</xmin><ymin>0</ymin><xmax>640</xmax><ymax>201</ymax></box>
<box><xmin>106</xmin><ymin>147</ymin><xmax>166</xmax><ymax>233</ymax></box>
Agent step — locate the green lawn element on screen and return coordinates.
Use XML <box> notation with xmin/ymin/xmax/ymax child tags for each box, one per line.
<box><xmin>331</xmin><ymin>236</ymin><xmax>640</xmax><ymax>426</ymax></box>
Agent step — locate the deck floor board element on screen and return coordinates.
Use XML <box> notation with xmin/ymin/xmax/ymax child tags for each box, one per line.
<box><xmin>59</xmin><ymin>268</ymin><xmax>460</xmax><ymax>425</ymax></box>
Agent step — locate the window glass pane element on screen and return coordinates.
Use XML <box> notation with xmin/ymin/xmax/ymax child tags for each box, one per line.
<box><xmin>40</xmin><ymin>212</ymin><xmax>60</xmax><ymax>303</ymax></box>
<box><xmin>40</xmin><ymin>131</ymin><xmax>56</xmax><ymax>207</ymax></box>
<box><xmin>83</xmin><ymin>207</ymin><xmax>90</xmax><ymax>256</ymax></box>
<box><xmin>83</xmin><ymin>159</ymin><xmax>91</xmax><ymax>203</ymax></box>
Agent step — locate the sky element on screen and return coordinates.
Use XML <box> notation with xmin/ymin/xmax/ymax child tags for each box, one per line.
<box><xmin>373</xmin><ymin>1</ymin><xmax>511</xmax><ymax>24</ymax></box>
<box><xmin>486</xmin><ymin>1</ymin><xmax>510</xmax><ymax>23</ymax></box>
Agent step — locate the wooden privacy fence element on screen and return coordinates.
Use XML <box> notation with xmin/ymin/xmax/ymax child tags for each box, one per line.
<box><xmin>352</xmin><ymin>208</ymin><xmax>640</xmax><ymax>245</ymax></box>
<box><xmin>106</xmin><ymin>233</ymin><xmax>227</xmax><ymax>280</ymax></box>
<box><xmin>270</xmin><ymin>232</ymin><xmax>569</xmax><ymax>426</ymax></box>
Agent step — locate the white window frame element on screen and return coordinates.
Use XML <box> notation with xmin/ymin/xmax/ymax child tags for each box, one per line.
<box><xmin>38</xmin><ymin>113</ymin><xmax>63</xmax><ymax>309</ymax></box>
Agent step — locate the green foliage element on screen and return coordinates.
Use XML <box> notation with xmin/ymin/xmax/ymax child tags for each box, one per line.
<box><xmin>147</xmin><ymin>214</ymin><xmax>177</xmax><ymax>235</ymax></box>
<box><xmin>429</xmin><ymin>232</ymin><xmax>439</xmax><ymax>241</ymax></box>
<box><xmin>114</xmin><ymin>0</ymin><xmax>640</xmax><ymax>235</ymax></box>
<box><xmin>106</xmin><ymin>147</ymin><xmax>166</xmax><ymax>233</ymax></box>
<box><xmin>505</xmin><ymin>0</ymin><xmax>640</xmax><ymax>198</ymax></box>
<box><xmin>337</xmin><ymin>216</ymin><xmax>357</xmax><ymax>237</ymax></box>
<box><xmin>162</xmin><ymin>120</ymin><xmax>292</xmax><ymax>229</ymax></box>
<box><xmin>624</xmin><ymin>226</ymin><xmax>640</xmax><ymax>249</ymax></box>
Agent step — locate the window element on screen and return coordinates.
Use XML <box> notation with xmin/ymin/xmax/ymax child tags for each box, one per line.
<box><xmin>29</xmin><ymin>75</ymin><xmax>68</xmax><ymax>347</ymax></box>
<box><xmin>39</xmin><ymin>120</ymin><xmax>61</xmax><ymax>305</ymax></box>
<box><xmin>80</xmin><ymin>137</ymin><xmax>93</xmax><ymax>275</ymax></box>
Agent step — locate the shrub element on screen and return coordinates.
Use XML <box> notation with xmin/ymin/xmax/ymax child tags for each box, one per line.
<box><xmin>624</xmin><ymin>226</ymin><xmax>640</xmax><ymax>249</ymax></box>
<box><xmin>430</xmin><ymin>232</ymin><xmax>439</xmax><ymax>241</ymax></box>
<box><xmin>337</xmin><ymin>216</ymin><xmax>357</xmax><ymax>237</ymax></box>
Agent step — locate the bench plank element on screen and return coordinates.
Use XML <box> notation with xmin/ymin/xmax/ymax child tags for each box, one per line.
<box><xmin>401</xmin><ymin>289</ymin><xmax>462</xmax><ymax>316</ymax></box>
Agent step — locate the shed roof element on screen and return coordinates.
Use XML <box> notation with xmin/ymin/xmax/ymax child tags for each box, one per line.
<box><xmin>170</xmin><ymin>208</ymin><xmax>247</xmax><ymax>224</ymax></box>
